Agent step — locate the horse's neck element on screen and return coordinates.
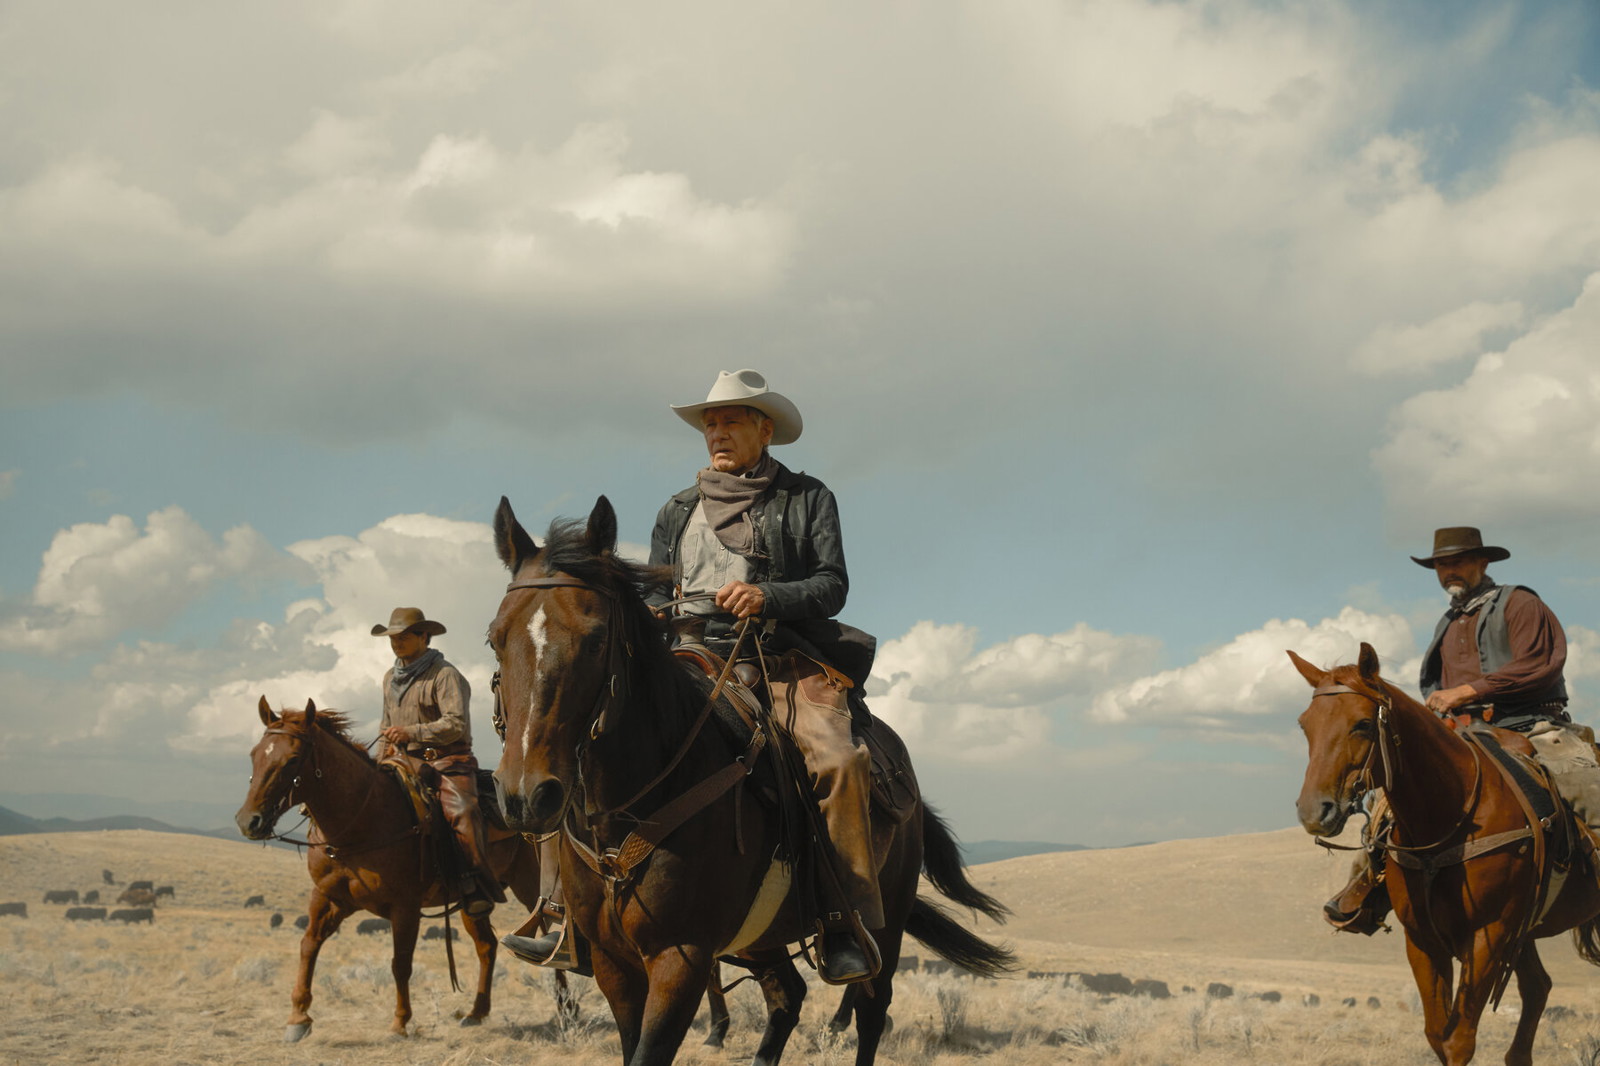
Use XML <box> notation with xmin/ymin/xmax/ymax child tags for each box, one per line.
<box><xmin>591</xmin><ymin>664</ymin><xmax>721</xmax><ymax>820</ymax></box>
<box><xmin>1378</xmin><ymin>684</ymin><xmax>1475</xmax><ymax>827</ymax></box>
<box><xmin>298</xmin><ymin>732</ymin><xmax>392</xmax><ymax>840</ymax></box>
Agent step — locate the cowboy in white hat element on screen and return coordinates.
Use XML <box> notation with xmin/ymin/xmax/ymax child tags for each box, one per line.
<box><xmin>373</xmin><ymin>607</ymin><xmax>506</xmax><ymax>914</ymax></box>
<box><xmin>1324</xmin><ymin>527</ymin><xmax>1571</xmax><ymax>935</ymax></box>
<box><xmin>504</xmin><ymin>370</ymin><xmax>883</xmax><ymax>984</ymax></box>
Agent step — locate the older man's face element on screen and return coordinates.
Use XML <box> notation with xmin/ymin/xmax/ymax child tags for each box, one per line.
<box><xmin>702</xmin><ymin>406</ymin><xmax>773</xmax><ymax>474</ymax></box>
<box><xmin>1434</xmin><ymin>552</ymin><xmax>1491</xmax><ymax>598</ymax></box>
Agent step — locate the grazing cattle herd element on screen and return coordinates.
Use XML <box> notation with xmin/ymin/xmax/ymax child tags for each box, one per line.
<box><xmin>9</xmin><ymin>872</ymin><xmax>187</xmax><ymax>926</ymax></box>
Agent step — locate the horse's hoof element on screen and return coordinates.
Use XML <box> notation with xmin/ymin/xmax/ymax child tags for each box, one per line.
<box><xmin>283</xmin><ymin>1022</ymin><xmax>311</xmax><ymax>1043</ymax></box>
<box><xmin>459</xmin><ymin>1015</ymin><xmax>483</xmax><ymax>1028</ymax></box>
<box><xmin>388</xmin><ymin>1029</ymin><xmax>410</xmax><ymax>1041</ymax></box>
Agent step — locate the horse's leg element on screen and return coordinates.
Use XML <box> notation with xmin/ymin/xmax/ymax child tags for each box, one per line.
<box><xmin>749</xmin><ymin>954</ymin><xmax>807</xmax><ymax>1066</ymax></box>
<box><xmin>387</xmin><ymin>907</ymin><xmax>422</xmax><ymax>1037</ymax></box>
<box><xmin>1505</xmin><ymin>941</ymin><xmax>1550</xmax><ymax>1066</ymax></box>
<box><xmin>627</xmin><ymin>948</ymin><xmax>715</xmax><ymax>1066</ymax></box>
<box><xmin>852</xmin><ymin>932</ymin><xmax>901</xmax><ymax>1066</ymax></box>
<box><xmin>1404</xmin><ymin>934</ymin><xmax>1457</xmax><ymax>1064</ymax></box>
<box><xmin>703</xmin><ymin>962</ymin><xmax>730</xmax><ymax>1049</ymax></box>
<box><xmin>286</xmin><ymin>893</ymin><xmax>350</xmax><ymax>1043</ymax></box>
<box><xmin>1439</xmin><ymin>927</ymin><xmax>1512</xmax><ymax>1066</ymax></box>
<box><xmin>459</xmin><ymin>908</ymin><xmax>498</xmax><ymax>1025</ymax></box>
<box><xmin>591</xmin><ymin>944</ymin><xmax>648</xmax><ymax>1064</ymax></box>
<box><xmin>829</xmin><ymin>985</ymin><xmax>858</xmax><ymax>1033</ymax></box>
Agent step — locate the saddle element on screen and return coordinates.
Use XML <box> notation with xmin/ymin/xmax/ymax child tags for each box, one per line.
<box><xmin>378</xmin><ymin>751</ymin><xmax>440</xmax><ymax>832</ymax></box>
<box><xmin>671</xmin><ymin>643</ymin><xmax>919</xmax><ymax>821</ymax></box>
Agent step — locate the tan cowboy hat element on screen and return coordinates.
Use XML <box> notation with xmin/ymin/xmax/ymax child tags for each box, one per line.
<box><xmin>370</xmin><ymin>607</ymin><xmax>447</xmax><ymax>637</ymax></box>
<box><xmin>670</xmin><ymin>369</ymin><xmax>803</xmax><ymax>445</ymax></box>
<box><xmin>1411</xmin><ymin>527</ymin><xmax>1511</xmax><ymax>569</ymax></box>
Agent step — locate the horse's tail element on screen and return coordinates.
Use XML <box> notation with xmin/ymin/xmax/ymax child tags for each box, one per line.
<box><xmin>905</xmin><ymin>896</ymin><xmax>1016</xmax><ymax>978</ymax></box>
<box><xmin>921</xmin><ymin>802</ymin><xmax>1011</xmax><ymax>923</ymax></box>
<box><xmin>1573</xmin><ymin>915</ymin><xmax>1600</xmax><ymax>967</ymax></box>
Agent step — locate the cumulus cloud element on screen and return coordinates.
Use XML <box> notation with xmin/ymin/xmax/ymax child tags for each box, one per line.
<box><xmin>868</xmin><ymin>620</ymin><xmax>1162</xmax><ymax>764</ymax></box>
<box><xmin>1352</xmin><ymin>299</ymin><xmax>1525</xmax><ymax>375</ymax></box>
<box><xmin>1089</xmin><ymin>607</ymin><xmax>1417</xmax><ymax>732</ymax></box>
<box><xmin>0</xmin><ymin>506</ymin><xmax>311</xmax><ymax>655</ymax></box>
<box><xmin>1374</xmin><ymin>272</ymin><xmax>1600</xmax><ymax>532</ymax></box>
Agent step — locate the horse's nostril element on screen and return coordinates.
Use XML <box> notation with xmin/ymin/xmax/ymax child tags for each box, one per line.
<box><xmin>530</xmin><ymin>779</ymin><xmax>565</xmax><ymax>823</ymax></box>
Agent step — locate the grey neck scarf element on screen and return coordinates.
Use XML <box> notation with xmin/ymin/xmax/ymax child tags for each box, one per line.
<box><xmin>390</xmin><ymin>648</ymin><xmax>442</xmax><ymax>704</ymax></box>
<box><xmin>696</xmin><ymin>455</ymin><xmax>776</xmax><ymax>557</ymax></box>
<box><xmin>1450</xmin><ymin>578</ymin><xmax>1499</xmax><ymax>615</ymax></box>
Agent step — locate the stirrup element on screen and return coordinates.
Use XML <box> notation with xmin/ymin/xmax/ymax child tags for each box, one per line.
<box><xmin>814</xmin><ymin>912</ymin><xmax>881</xmax><ymax>985</ymax></box>
<box><xmin>501</xmin><ymin>924</ymin><xmax>592</xmax><ymax>976</ymax></box>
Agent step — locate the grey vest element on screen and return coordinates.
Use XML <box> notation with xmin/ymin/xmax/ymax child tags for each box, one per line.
<box><xmin>1419</xmin><ymin>584</ymin><xmax>1568</xmax><ymax>706</ymax></box>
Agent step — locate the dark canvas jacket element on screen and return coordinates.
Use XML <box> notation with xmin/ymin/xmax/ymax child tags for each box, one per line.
<box><xmin>649</xmin><ymin>461</ymin><xmax>875</xmax><ymax>686</ymax></box>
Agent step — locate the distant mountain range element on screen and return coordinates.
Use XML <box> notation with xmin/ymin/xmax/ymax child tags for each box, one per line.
<box><xmin>961</xmin><ymin>839</ymin><xmax>1090</xmax><ymax>865</ymax></box>
<box><xmin>0</xmin><ymin>795</ymin><xmax>1097</xmax><ymax>861</ymax></box>
<box><xmin>0</xmin><ymin>803</ymin><xmax>284</xmax><ymax>848</ymax></box>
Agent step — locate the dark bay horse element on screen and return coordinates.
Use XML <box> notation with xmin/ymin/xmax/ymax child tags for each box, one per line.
<box><xmin>1292</xmin><ymin>642</ymin><xmax>1600</xmax><ymax>1065</ymax></box>
<box><xmin>488</xmin><ymin>495</ymin><xmax>1013</xmax><ymax>1066</ymax></box>
<box><xmin>236</xmin><ymin>698</ymin><xmax>546</xmax><ymax>1042</ymax></box>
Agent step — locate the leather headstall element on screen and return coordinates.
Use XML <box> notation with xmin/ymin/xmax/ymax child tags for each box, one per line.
<box><xmin>497</xmin><ymin>573</ymin><xmax>632</xmax><ymax>742</ymax></box>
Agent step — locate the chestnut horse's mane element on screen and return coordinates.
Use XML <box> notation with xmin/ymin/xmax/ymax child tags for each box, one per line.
<box><xmin>276</xmin><ymin>707</ymin><xmax>376</xmax><ymax>767</ymax></box>
<box><xmin>1321</xmin><ymin>661</ymin><xmax>1424</xmax><ymax>713</ymax></box>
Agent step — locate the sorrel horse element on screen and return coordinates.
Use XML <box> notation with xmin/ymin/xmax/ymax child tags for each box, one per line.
<box><xmin>236</xmin><ymin>698</ymin><xmax>547</xmax><ymax>1042</ymax></box>
<box><xmin>1292</xmin><ymin>642</ymin><xmax>1600</xmax><ymax>1065</ymax></box>
<box><xmin>487</xmin><ymin>496</ymin><xmax>1013</xmax><ymax>1066</ymax></box>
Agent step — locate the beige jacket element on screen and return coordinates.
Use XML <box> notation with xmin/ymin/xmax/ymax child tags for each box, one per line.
<box><xmin>380</xmin><ymin>657</ymin><xmax>473</xmax><ymax>752</ymax></box>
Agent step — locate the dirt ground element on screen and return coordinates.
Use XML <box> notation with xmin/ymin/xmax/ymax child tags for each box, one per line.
<box><xmin>5</xmin><ymin>829</ymin><xmax>1600</xmax><ymax>1065</ymax></box>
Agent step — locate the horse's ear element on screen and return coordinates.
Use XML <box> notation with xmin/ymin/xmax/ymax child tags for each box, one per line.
<box><xmin>494</xmin><ymin>496</ymin><xmax>540</xmax><ymax>573</ymax></box>
<box><xmin>1286</xmin><ymin>650</ymin><xmax>1328</xmax><ymax>688</ymax></box>
<box><xmin>586</xmin><ymin>495</ymin><xmax>618</xmax><ymax>554</ymax></box>
<box><xmin>304</xmin><ymin>698</ymin><xmax>317</xmax><ymax>726</ymax></box>
<box><xmin>1357</xmin><ymin>642</ymin><xmax>1382</xmax><ymax>684</ymax></box>
<box><xmin>258</xmin><ymin>696</ymin><xmax>278</xmax><ymax>726</ymax></box>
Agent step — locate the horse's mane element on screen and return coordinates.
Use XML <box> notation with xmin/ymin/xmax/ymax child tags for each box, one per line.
<box><xmin>538</xmin><ymin>517</ymin><xmax>708</xmax><ymax>723</ymax></box>
<box><xmin>537</xmin><ymin>517</ymin><xmax>672</xmax><ymax>599</ymax></box>
<box><xmin>1324</xmin><ymin>662</ymin><xmax>1425</xmax><ymax>713</ymax></box>
<box><xmin>280</xmin><ymin>708</ymin><xmax>377</xmax><ymax>767</ymax></box>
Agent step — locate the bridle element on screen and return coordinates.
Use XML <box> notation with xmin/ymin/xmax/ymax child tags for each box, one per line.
<box><xmin>493</xmin><ymin>573</ymin><xmax>752</xmax><ymax>820</ymax></box>
<box><xmin>253</xmin><ymin>722</ymin><xmax>396</xmax><ymax>855</ymax></box>
<box><xmin>494</xmin><ymin>574</ymin><xmax>633</xmax><ymax>743</ymax></box>
<box><xmin>1309</xmin><ymin>680</ymin><xmax>1483</xmax><ymax>857</ymax></box>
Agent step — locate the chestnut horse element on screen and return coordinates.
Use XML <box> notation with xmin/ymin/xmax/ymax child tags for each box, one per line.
<box><xmin>236</xmin><ymin>698</ymin><xmax>547</xmax><ymax>1042</ymax></box>
<box><xmin>1292</xmin><ymin>643</ymin><xmax>1600</xmax><ymax>1065</ymax></box>
<box><xmin>487</xmin><ymin>496</ymin><xmax>1013</xmax><ymax>1066</ymax></box>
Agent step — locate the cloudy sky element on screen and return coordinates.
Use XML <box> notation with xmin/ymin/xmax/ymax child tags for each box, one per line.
<box><xmin>4</xmin><ymin>0</ymin><xmax>1600</xmax><ymax>845</ymax></box>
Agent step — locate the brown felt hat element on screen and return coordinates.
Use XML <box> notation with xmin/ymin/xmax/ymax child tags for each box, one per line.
<box><xmin>1411</xmin><ymin>527</ymin><xmax>1511</xmax><ymax>569</ymax></box>
<box><xmin>370</xmin><ymin>607</ymin><xmax>447</xmax><ymax>637</ymax></box>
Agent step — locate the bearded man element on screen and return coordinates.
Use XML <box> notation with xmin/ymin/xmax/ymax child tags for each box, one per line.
<box><xmin>1325</xmin><ymin>527</ymin><xmax>1570</xmax><ymax>934</ymax></box>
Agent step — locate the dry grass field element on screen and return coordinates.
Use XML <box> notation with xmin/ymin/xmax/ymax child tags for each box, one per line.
<box><xmin>6</xmin><ymin>827</ymin><xmax>1600</xmax><ymax>1064</ymax></box>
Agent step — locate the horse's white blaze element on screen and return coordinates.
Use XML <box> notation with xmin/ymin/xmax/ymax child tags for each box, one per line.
<box><xmin>513</xmin><ymin>607</ymin><xmax>549</xmax><ymax>784</ymax></box>
<box><xmin>526</xmin><ymin>607</ymin><xmax>548</xmax><ymax>666</ymax></box>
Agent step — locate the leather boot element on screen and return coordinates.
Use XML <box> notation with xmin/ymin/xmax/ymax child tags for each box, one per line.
<box><xmin>438</xmin><ymin>764</ymin><xmax>507</xmax><ymax>906</ymax></box>
<box><xmin>1324</xmin><ymin>851</ymin><xmax>1391</xmax><ymax>935</ymax></box>
<box><xmin>501</xmin><ymin>926</ymin><xmax>593</xmax><ymax>977</ymax></box>
<box><xmin>818</xmin><ymin>928</ymin><xmax>878</xmax><ymax>984</ymax></box>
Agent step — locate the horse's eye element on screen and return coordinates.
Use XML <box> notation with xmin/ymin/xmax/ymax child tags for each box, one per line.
<box><xmin>1352</xmin><ymin>719</ymin><xmax>1375</xmax><ymax>737</ymax></box>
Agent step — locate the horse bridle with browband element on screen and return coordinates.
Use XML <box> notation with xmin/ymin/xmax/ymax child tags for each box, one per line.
<box><xmin>256</xmin><ymin>724</ymin><xmax>404</xmax><ymax>855</ymax></box>
<box><xmin>1310</xmin><ymin>680</ymin><xmax>1484</xmax><ymax>857</ymax></box>
<box><xmin>494</xmin><ymin>573</ymin><xmax>755</xmax><ymax>822</ymax></box>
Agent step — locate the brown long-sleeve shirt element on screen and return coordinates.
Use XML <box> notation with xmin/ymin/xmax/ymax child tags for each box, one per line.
<box><xmin>380</xmin><ymin>657</ymin><xmax>473</xmax><ymax>751</ymax></box>
<box><xmin>1438</xmin><ymin>587</ymin><xmax>1566</xmax><ymax>703</ymax></box>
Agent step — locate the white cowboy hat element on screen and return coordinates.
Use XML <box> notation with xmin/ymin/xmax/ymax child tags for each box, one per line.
<box><xmin>670</xmin><ymin>369</ymin><xmax>803</xmax><ymax>445</ymax></box>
